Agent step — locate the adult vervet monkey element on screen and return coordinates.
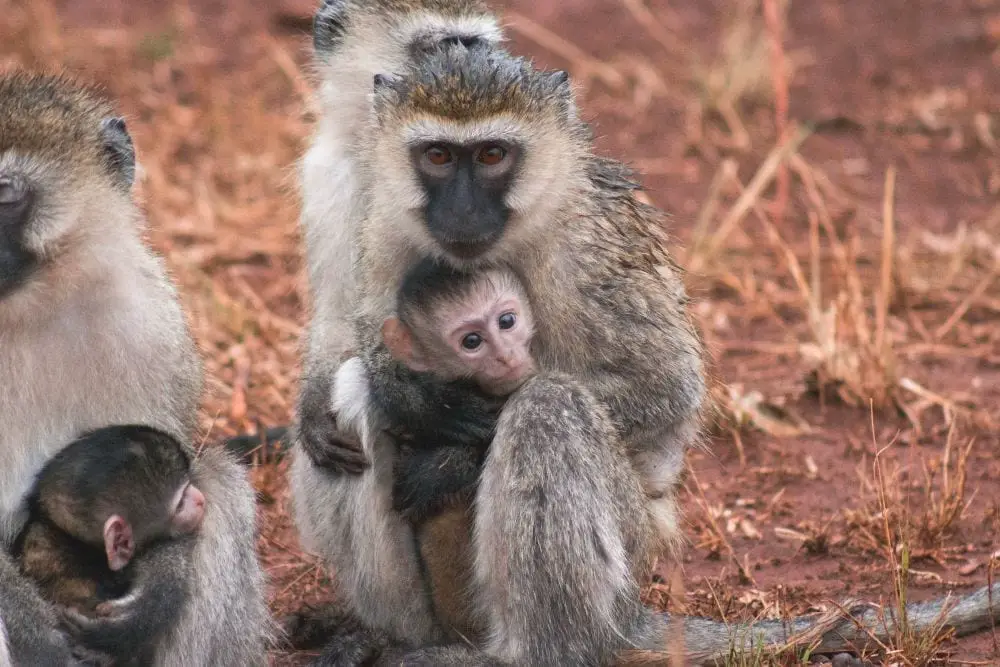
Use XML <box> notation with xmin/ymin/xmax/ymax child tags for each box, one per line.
<box><xmin>296</xmin><ymin>40</ymin><xmax>1000</xmax><ymax>667</ymax></box>
<box><xmin>290</xmin><ymin>0</ymin><xmax>508</xmax><ymax>650</ymax></box>
<box><xmin>0</xmin><ymin>71</ymin><xmax>269</xmax><ymax>666</ymax></box>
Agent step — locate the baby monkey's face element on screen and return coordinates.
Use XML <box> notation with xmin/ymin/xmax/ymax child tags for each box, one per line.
<box><xmin>435</xmin><ymin>287</ymin><xmax>536</xmax><ymax>396</ymax></box>
<box><xmin>168</xmin><ymin>480</ymin><xmax>206</xmax><ymax>537</ymax></box>
<box><xmin>103</xmin><ymin>478</ymin><xmax>205</xmax><ymax>572</ymax></box>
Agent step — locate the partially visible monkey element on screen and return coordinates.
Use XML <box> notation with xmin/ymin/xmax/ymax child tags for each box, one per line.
<box><xmin>292</xmin><ymin>0</ymin><xmax>510</xmax><ymax>647</ymax></box>
<box><xmin>297</xmin><ymin>0</ymin><xmax>506</xmax><ymax>473</ymax></box>
<box><xmin>15</xmin><ymin>425</ymin><xmax>206</xmax><ymax>665</ymax></box>
<box><xmin>303</xmin><ymin>43</ymin><xmax>1000</xmax><ymax>666</ymax></box>
<box><xmin>0</xmin><ymin>71</ymin><xmax>269</xmax><ymax>665</ymax></box>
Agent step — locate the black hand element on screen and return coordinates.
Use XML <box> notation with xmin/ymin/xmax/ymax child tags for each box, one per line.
<box><xmin>297</xmin><ymin>376</ymin><xmax>369</xmax><ymax>474</ymax></box>
<box><xmin>59</xmin><ymin>539</ymin><xmax>191</xmax><ymax>660</ymax></box>
<box><xmin>370</xmin><ymin>362</ymin><xmax>502</xmax><ymax>449</ymax></box>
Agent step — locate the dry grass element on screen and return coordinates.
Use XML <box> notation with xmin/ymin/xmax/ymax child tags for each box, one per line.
<box><xmin>2</xmin><ymin>0</ymin><xmax>999</xmax><ymax>665</ymax></box>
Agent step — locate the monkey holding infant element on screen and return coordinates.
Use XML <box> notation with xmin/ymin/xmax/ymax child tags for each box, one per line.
<box><xmin>12</xmin><ymin>425</ymin><xmax>205</xmax><ymax>666</ymax></box>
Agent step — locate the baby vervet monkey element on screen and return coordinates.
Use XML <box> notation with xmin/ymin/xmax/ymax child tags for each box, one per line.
<box><xmin>378</xmin><ymin>259</ymin><xmax>536</xmax><ymax>522</ymax></box>
<box><xmin>376</xmin><ymin>259</ymin><xmax>536</xmax><ymax>641</ymax></box>
<box><xmin>14</xmin><ymin>425</ymin><xmax>205</xmax><ymax>665</ymax></box>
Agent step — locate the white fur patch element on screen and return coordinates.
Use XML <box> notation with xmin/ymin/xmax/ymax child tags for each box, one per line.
<box><xmin>331</xmin><ymin>357</ymin><xmax>377</xmax><ymax>455</ymax></box>
<box><xmin>0</xmin><ymin>616</ymin><xmax>10</xmax><ymax>667</ymax></box>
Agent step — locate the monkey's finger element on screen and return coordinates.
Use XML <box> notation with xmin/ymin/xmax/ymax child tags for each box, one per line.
<box><xmin>317</xmin><ymin>448</ymin><xmax>370</xmax><ymax>474</ymax></box>
<box><xmin>57</xmin><ymin>608</ymin><xmax>95</xmax><ymax>635</ymax></box>
<box><xmin>93</xmin><ymin>601</ymin><xmax>117</xmax><ymax>617</ymax></box>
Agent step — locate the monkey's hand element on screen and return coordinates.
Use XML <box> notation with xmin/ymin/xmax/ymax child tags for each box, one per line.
<box><xmin>391</xmin><ymin>443</ymin><xmax>485</xmax><ymax>522</ymax></box>
<box><xmin>58</xmin><ymin>540</ymin><xmax>191</xmax><ymax>659</ymax></box>
<box><xmin>370</xmin><ymin>359</ymin><xmax>503</xmax><ymax>449</ymax></box>
<box><xmin>297</xmin><ymin>364</ymin><xmax>370</xmax><ymax>474</ymax></box>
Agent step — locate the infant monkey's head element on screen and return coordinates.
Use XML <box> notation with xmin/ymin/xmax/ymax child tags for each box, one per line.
<box><xmin>382</xmin><ymin>259</ymin><xmax>536</xmax><ymax>396</ymax></box>
<box><xmin>34</xmin><ymin>425</ymin><xmax>206</xmax><ymax>571</ymax></box>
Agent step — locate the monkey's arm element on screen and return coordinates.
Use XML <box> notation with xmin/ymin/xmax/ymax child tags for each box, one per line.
<box><xmin>59</xmin><ymin>537</ymin><xmax>194</xmax><ymax>659</ymax></box>
<box><xmin>391</xmin><ymin>444</ymin><xmax>486</xmax><ymax>522</ymax></box>
<box><xmin>363</xmin><ymin>346</ymin><xmax>501</xmax><ymax>516</ymax></box>
<box><xmin>365</xmin><ymin>345</ymin><xmax>501</xmax><ymax>450</ymax></box>
<box><xmin>0</xmin><ymin>550</ymin><xmax>77</xmax><ymax>665</ymax></box>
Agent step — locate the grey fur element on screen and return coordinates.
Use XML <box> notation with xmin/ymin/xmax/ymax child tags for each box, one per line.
<box><xmin>0</xmin><ymin>71</ymin><xmax>270</xmax><ymax>666</ymax></box>
<box><xmin>291</xmin><ymin>0</ymin><xmax>506</xmax><ymax>648</ymax></box>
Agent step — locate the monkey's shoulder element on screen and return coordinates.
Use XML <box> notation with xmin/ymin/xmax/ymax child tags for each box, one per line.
<box><xmin>574</xmin><ymin>157</ymin><xmax>682</xmax><ymax>280</ymax></box>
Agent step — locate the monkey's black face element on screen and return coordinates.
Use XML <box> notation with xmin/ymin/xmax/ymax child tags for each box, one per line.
<box><xmin>0</xmin><ymin>173</ymin><xmax>37</xmax><ymax>299</ymax></box>
<box><xmin>411</xmin><ymin>140</ymin><xmax>520</xmax><ymax>260</ymax></box>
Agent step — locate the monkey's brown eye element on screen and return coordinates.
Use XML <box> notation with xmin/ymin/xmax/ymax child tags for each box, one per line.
<box><xmin>498</xmin><ymin>312</ymin><xmax>516</xmax><ymax>330</ymax></box>
<box><xmin>476</xmin><ymin>145</ymin><xmax>506</xmax><ymax>166</ymax></box>
<box><xmin>461</xmin><ymin>333</ymin><xmax>483</xmax><ymax>350</ymax></box>
<box><xmin>425</xmin><ymin>145</ymin><xmax>454</xmax><ymax>166</ymax></box>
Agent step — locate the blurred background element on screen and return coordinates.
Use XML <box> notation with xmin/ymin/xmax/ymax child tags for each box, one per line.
<box><xmin>2</xmin><ymin>0</ymin><xmax>998</xmax><ymax>664</ymax></box>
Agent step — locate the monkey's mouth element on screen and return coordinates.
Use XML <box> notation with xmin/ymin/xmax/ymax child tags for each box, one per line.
<box><xmin>438</xmin><ymin>236</ymin><xmax>501</xmax><ymax>260</ymax></box>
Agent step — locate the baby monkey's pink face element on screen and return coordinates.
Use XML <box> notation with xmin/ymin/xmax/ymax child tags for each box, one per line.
<box><xmin>382</xmin><ymin>272</ymin><xmax>537</xmax><ymax>396</ymax></box>
<box><xmin>443</xmin><ymin>294</ymin><xmax>535</xmax><ymax>395</ymax></box>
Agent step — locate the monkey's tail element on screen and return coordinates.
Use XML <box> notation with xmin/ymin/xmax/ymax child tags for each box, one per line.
<box><xmin>620</xmin><ymin>583</ymin><xmax>999</xmax><ymax>665</ymax></box>
<box><xmin>222</xmin><ymin>426</ymin><xmax>291</xmax><ymax>464</ymax></box>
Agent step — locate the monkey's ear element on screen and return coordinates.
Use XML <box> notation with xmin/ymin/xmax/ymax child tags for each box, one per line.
<box><xmin>103</xmin><ymin>515</ymin><xmax>135</xmax><ymax>572</ymax></box>
<box><xmin>382</xmin><ymin>317</ymin><xmax>412</xmax><ymax>362</ymax></box>
<box><xmin>99</xmin><ymin>117</ymin><xmax>136</xmax><ymax>189</ymax></box>
<box><xmin>382</xmin><ymin>317</ymin><xmax>429</xmax><ymax>371</ymax></box>
<box><xmin>313</xmin><ymin>0</ymin><xmax>349</xmax><ymax>59</ymax></box>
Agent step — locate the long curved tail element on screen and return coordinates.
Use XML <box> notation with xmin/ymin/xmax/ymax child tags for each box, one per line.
<box><xmin>623</xmin><ymin>583</ymin><xmax>999</xmax><ymax>665</ymax></box>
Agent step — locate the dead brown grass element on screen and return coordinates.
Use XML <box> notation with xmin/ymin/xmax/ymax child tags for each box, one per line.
<box><xmin>2</xmin><ymin>0</ymin><xmax>999</xmax><ymax>665</ymax></box>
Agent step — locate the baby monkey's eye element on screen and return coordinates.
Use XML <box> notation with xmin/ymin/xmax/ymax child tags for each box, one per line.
<box><xmin>461</xmin><ymin>333</ymin><xmax>483</xmax><ymax>350</ymax></box>
<box><xmin>498</xmin><ymin>312</ymin><xmax>516</xmax><ymax>330</ymax></box>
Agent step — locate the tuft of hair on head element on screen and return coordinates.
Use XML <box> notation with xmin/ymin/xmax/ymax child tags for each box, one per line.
<box><xmin>0</xmin><ymin>70</ymin><xmax>134</xmax><ymax>189</ymax></box>
<box><xmin>372</xmin><ymin>43</ymin><xmax>577</xmax><ymax>127</ymax></box>
<box><xmin>394</xmin><ymin>256</ymin><xmax>486</xmax><ymax>328</ymax></box>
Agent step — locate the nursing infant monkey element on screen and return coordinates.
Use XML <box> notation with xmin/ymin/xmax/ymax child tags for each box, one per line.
<box><xmin>377</xmin><ymin>259</ymin><xmax>536</xmax><ymax>640</ymax></box>
<box><xmin>380</xmin><ymin>259</ymin><xmax>535</xmax><ymax>521</ymax></box>
<box><xmin>14</xmin><ymin>425</ymin><xmax>205</xmax><ymax>666</ymax></box>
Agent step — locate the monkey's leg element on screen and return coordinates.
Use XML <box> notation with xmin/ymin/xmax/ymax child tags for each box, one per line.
<box><xmin>290</xmin><ymin>440</ymin><xmax>441</xmax><ymax>646</ymax></box>
<box><xmin>157</xmin><ymin>446</ymin><xmax>271</xmax><ymax>666</ymax></box>
<box><xmin>472</xmin><ymin>374</ymin><xmax>662</xmax><ymax>666</ymax></box>
<box><xmin>0</xmin><ymin>551</ymin><xmax>75</xmax><ymax>665</ymax></box>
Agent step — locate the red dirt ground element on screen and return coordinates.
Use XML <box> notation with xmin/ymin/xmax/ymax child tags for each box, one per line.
<box><xmin>2</xmin><ymin>0</ymin><xmax>998</xmax><ymax>664</ymax></box>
